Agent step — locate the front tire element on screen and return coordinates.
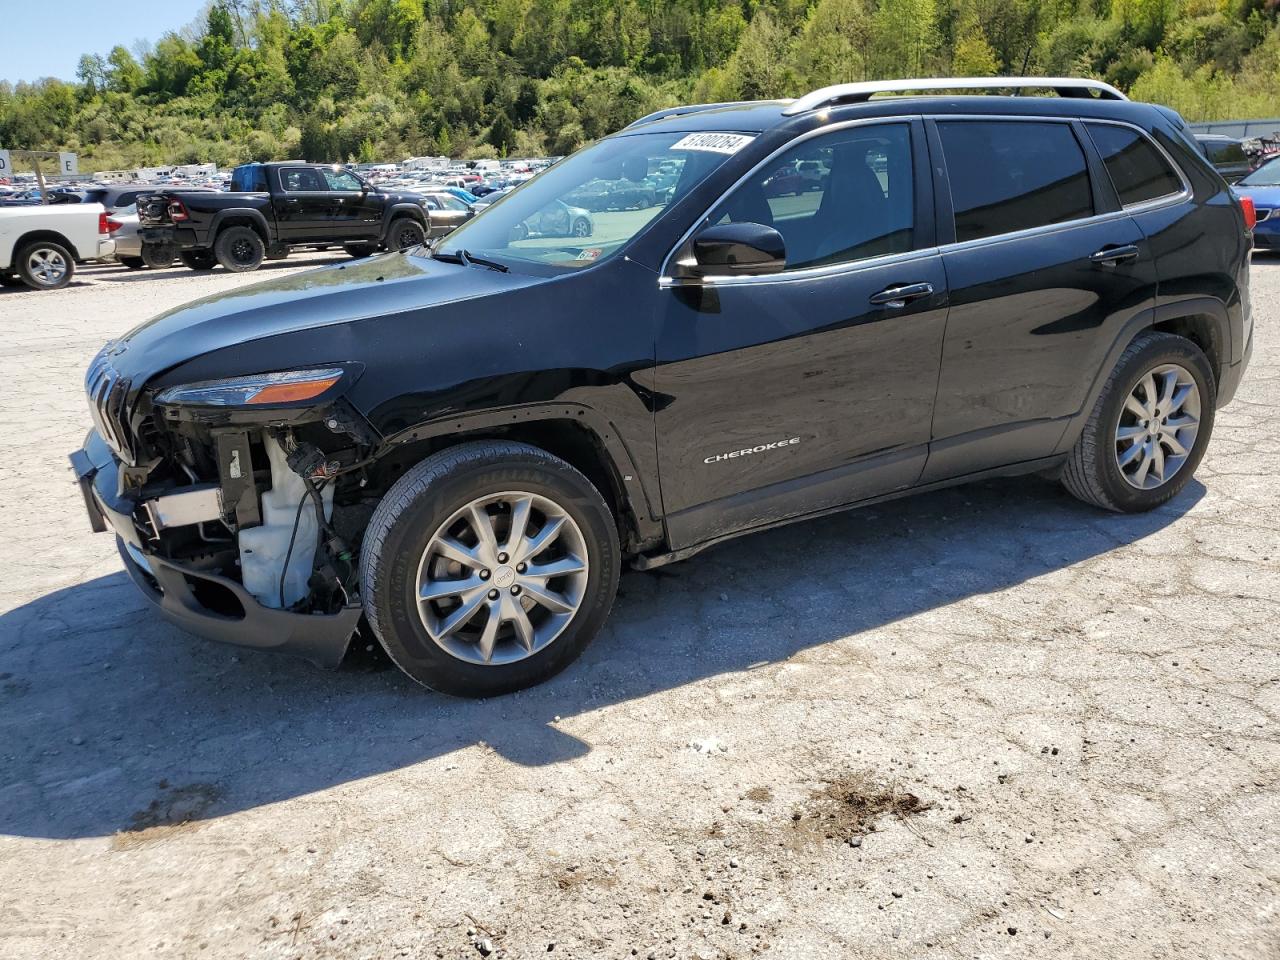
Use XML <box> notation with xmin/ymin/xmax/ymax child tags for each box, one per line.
<box><xmin>360</xmin><ymin>441</ymin><xmax>620</xmax><ymax>697</ymax></box>
<box><xmin>386</xmin><ymin>218</ymin><xmax>426</xmax><ymax>252</ymax></box>
<box><xmin>344</xmin><ymin>242</ymin><xmax>379</xmax><ymax>259</ymax></box>
<box><xmin>1062</xmin><ymin>331</ymin><xmax>1216</xmax><ymax>512</ymax></box>
<box><xmin>214</xmin><ymin>226</ymin><xmax>265</xmax><ymax>272</ymax></box>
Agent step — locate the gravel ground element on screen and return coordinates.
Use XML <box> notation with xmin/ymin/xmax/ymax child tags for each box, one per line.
<box><xmin>0</xmin><ymin>251</ymin><xmax>1277</xmax><ymax>960</ymax></box>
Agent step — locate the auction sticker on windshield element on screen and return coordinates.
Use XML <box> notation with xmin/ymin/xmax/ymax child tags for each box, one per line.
<box><xmin>670</xmin><ymin>133</ymin><xmax>756</xmax><ymax>155</ymax></box>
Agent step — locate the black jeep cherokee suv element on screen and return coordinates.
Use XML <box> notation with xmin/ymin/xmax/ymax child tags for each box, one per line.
<box><xmin>70</xmin><ymin>78</ymin><xmax>1253</xmax><ymax>697</ymax></box>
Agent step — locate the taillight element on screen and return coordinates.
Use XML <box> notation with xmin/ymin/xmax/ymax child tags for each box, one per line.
<box><xmin>167</xmin><ymin>199</ymin><xmax>190</xmax><ymax>222</ymax></box>
<box><xmin>1240</xmin><ymin>195</ymin><xmax>1256</xmax><ymax>232</ymax></box>
<box><xmin>105</xmin><ymin>218</ymin><xmax>122</xmax><ymax>233</ymax></box>
<box><xmin>98</xmin><ymin>212</ymin><xmax>110</xmax><ymax>235</ymax></box>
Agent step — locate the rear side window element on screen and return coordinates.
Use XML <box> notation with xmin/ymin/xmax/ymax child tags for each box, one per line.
<box><xmin>231</xmin><ymin>166</ymin><xmax>268</xmax><ymax>191</ymax></box>
<box><xmin>937</xmin><ymin>120</ymin><xmax>1094</xmax><ymax>243</ymax></box>
<box><xmin>1088</xmin><ymin>124</ymin><xmax>1183</xmax><ymax>206</ymax></box>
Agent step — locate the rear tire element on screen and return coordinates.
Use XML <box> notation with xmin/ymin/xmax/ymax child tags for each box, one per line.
<box><xmin>179</xmin><ymin>250</ymin><xmax>217</xmax><ymax>271</ymax></box>
<box><xmin>1062</xmin><ymin>331</ymin><xmax>1216</xmax><ymax>512</ymax></box>
<box><xmin>16</xmin><ymin>240</ymin><xmax>74</xmax><ymax>290</ymax></box>
<box><xmin>214</xmin><ymin>226</ymin><xmax>265</xmax><ymax>272</ymax></box>
<box><xmin>360</xmin><ymin>441</ymin><xmax>620</xmax><ymax>697</ymax></box>
<box><xmin>118</xmin><ymin>256</ymin><xmax>146</xmax><ymax>270</ymax></box>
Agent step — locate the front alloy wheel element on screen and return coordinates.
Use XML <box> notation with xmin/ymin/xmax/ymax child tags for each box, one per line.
<box><xmin>417</xmin><ymin>492</ymin><xmax>589</xmax><ymax>665</ymax></box>
<box><xmin>361</xmin><ymin>441</ymin><xmax>620</xmax><ymax>696</ymax></box>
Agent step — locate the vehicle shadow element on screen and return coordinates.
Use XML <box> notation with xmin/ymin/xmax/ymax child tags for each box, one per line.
<box><xmin>0</xmin><ymin>475</ymin><xmax>1203</xmax><ymax>839</ymax></box>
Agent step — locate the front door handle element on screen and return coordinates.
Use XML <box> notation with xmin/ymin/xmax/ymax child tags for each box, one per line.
<box><xmin>1089</xmin><ymin>244</ymin><xmax>1140</xmax><ymax>265</ymax></box>
<box><xmin>869</xmin><ymin>282</ymin><xmax>934</xmax><ymax>307</ymax></box>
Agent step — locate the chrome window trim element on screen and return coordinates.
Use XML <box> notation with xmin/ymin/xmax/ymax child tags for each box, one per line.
<box><xmin>659</xmin><ymin>114</ymin><xmax>1195</xmax><ymax>287</ymax></box>
<box><xmin>1081</xmin><ymin>117</ymin><xmax>1193</xmax><ymax>213</ymax></box>
<box><xmin>658</xmin><ymin>115</ymin><xmax>920</xmax><ymax>286</ymax></box>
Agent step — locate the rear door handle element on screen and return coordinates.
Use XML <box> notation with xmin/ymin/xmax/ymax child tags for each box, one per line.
<box><xmin>1089</xmin><ymin>244</ymin><xmax>1140</xmax><ymax>265</ymax></box>
<box><xmin>869</xmin><ymin>282</ymin><xmax>934</xmax><ymax>307</ymax></box>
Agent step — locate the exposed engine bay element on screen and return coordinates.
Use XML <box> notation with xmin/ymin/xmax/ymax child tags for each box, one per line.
<box><xmin>106</xmin><ymin>383</ymin><xmax>383</xmax><ymax>619</ymax></box>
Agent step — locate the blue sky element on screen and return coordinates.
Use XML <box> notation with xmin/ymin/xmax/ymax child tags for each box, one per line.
<box><xmin>0</xmin><ymin>0</ymin><xmax>208</xmax><ymax>84</ymax></box>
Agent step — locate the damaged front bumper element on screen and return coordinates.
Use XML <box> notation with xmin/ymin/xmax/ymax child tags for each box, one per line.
<box><xmin>69</xmin><ymin>429</ymin><xmax>361</xmax><ymax>668</ymax></box>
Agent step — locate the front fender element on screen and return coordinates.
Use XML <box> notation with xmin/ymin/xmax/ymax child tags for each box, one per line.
<box><xmin>382</xmin><ymin>402</ymin><xmax>663</xmax><ymax>545</ymax></box>
<box><xmin>379</xmin><ymin>203</ymin><xmax>427</xmax><ymax>240</ymax></box>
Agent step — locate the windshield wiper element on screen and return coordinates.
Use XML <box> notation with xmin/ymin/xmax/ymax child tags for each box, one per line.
<box><xmin>458</xmin><ymin>249</ymin><xmax>509</xmax><ymax>273</ymax></box>
<box><xmin>431</xmin><ymin>248</ymin><xmax>510</xmax><ymax>273</ymax></box>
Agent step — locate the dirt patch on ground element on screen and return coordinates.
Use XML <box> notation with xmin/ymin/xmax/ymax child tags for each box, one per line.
<box><xmin>112</xmin><ymin>783</ymin><xmax>223</xmax><ymax>850</ymax></box>
<box><xmin>791</xmin><ymin>772</ymin><xmax>931</xmax><ymax>846</ymax></box>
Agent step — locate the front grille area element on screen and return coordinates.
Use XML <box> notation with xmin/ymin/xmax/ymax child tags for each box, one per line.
<box><xmin>85</xmin><ymin>348</ymin><xmax>136</xmax><ymax>464</ymax></box>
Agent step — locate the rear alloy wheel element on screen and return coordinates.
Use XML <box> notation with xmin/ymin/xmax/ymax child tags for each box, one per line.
<box><xmin>571</xmin><ymin>218</ymin><xmax>592</xmax><ymax>237</ymax></box>
<box><xmin>361</xmin><ymin>441</ymin><xmax>620</xmax><ymax>697</ymax></box>
<box><xmin>214</xmin><ymin>225</ymin><xmax>265</xmax><ymax>272</ymax></box>
<box><xmin>386</xmin><ymin>218</ymin><xmax>426</xmax><ymax>252</ymax></box>
<box><xmin>179</xmin><ymin>250</ymin><xmax>217</xmax><ymax>271</ymax></box>
<box><xmin>1062</xmin><ymin>332</ymin><xmax>1215</xmax><ymax>512</ymax></box>
<box><xmin>17</xmin><ymin>240</ymin><xmax>74</xmax><ymax>290</ymax></box>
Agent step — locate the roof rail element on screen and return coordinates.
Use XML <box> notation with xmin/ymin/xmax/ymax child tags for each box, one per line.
<box><xmin>625</xmin><ymin>101</ymin><xmax>786</xmax><ymax>130</ymax></box>
<box><xmin>781</xmin><ymin>77</ymin><xmax>1127</xmax><ymax>116</ymax></box>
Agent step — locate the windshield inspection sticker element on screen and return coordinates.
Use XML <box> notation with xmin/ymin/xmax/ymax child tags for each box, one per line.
<box><xmin>670</xmin><ymin>133</ymin><xmax>755</xmax><ymax>155</ymax></box>
<box><xmin>576</xmin><ymin>248</ymin><xmax>603</xmax><ymax>261</ymax></box>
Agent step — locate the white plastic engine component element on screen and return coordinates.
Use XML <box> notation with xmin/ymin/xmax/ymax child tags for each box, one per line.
<box><xmin>239</xmin><ymin>436</ymin><xmax>333</xmax><ymax>609</ymax></box>
<box><xmin>144</xmin><ymin>483</ymin><xmax>222</xmax><ymax>531</ymax></box>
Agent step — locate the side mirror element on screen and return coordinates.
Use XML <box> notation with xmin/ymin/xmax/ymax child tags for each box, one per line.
<box><xmin>682</xmin><ymin>222</ymin><xmax>786</xmax><ymax>278</ymax></box>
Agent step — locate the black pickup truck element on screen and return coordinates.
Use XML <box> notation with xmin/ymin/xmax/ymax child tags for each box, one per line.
<box><xmin>138</xmin><ymin>162</ymin><xmax>431</xmax><ymax>272</ymax></box>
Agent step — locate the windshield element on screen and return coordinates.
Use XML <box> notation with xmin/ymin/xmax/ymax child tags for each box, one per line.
<box><xmin>1240</xmin><ymin>157</ymin><xmax>1280</xmax><ymax>186</ymax></box>
<box><xmin>436</xmin><ymin>130</ymin><xmax>753</xmax><ymax>273</ymax></box>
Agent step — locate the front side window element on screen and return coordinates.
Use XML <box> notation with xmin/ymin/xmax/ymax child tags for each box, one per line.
<box><xmin>708</xmin><ymin>123</ymin><xmax>916</xmax><ymax>270</ymax></box>
<box><xmin>938</xmin><ymin>120</ymin><xmax>1094</xmax><ymax>243</ymax></box>
<box><xmin>437</xmin><ymin>130</ymin><xmax>749</xmax><ymax>274</ymax></box>
<box><xmin>1087</xmin><ymin>124</ymin><xmax>1183</xmax><ymax>206</ymax></box>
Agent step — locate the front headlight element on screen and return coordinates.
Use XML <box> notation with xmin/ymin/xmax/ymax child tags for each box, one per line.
<box><xmin>154</xmin><ymin>368</ymin><xmax>346</xmax><ymax>407</ymax></box>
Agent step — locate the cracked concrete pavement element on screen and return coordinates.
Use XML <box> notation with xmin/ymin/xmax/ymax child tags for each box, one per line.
<box><xmin>0</xmin><ymin>252</ymin><xmax>1277</xmax><ymax>960</ymax></box>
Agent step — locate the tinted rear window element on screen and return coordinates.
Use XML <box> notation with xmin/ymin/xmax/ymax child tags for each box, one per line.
<box><xmin>1087</xmin><ymin>124</ymin><xmax>1183</xmax><ymax>206</ymax></box>
<box><xmin>231</xmin><ymin>165</ymin><xmax>268</xmax><ymax>191</ymax></box>
<box><xmin>938</xmin><ymin>120</ymin><xmax>1094</xmax><ymax>243</ymax></box>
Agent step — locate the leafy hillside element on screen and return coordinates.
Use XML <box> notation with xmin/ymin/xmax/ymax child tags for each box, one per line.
<box><xmin>1</xmin><ymin>0</ymin><xmax>1277</xmax><ymax>171</ymax></box>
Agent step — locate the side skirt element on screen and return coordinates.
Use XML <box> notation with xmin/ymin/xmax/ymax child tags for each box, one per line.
<box><xmin>632</xmin><ymin>454</ymin><xmax>1068</xmax><ymax>570</ymax></box>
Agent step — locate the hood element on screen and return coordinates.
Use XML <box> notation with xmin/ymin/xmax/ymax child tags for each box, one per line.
<box><xmin>105</xmin><ymin>252</ymin><xmax>545</xmax><ymax>384</ymax></box>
